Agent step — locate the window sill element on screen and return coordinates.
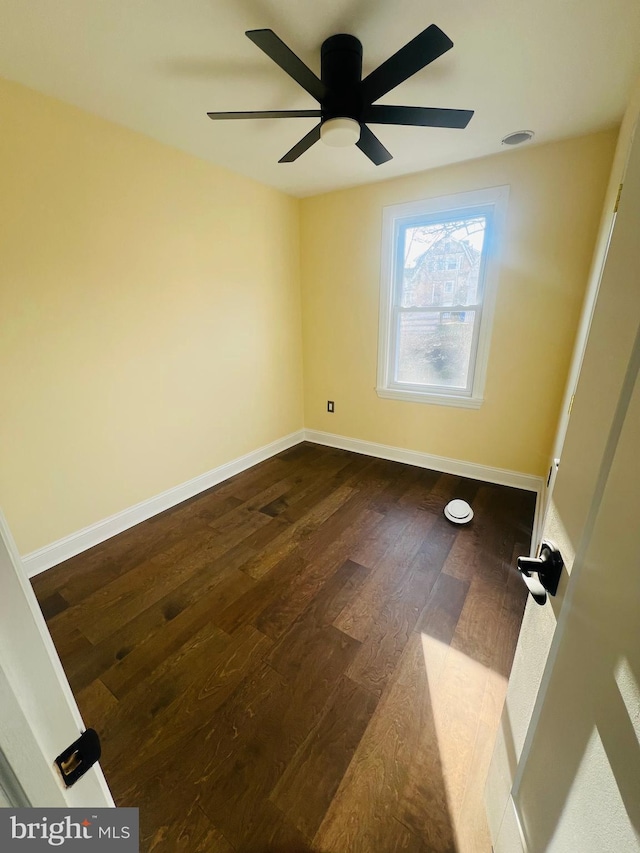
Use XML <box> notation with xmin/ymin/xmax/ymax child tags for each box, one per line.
<box><xmin>376</xmin><ymin>387</ymin><xmax>483</xmax><ymax>409</ymax></box>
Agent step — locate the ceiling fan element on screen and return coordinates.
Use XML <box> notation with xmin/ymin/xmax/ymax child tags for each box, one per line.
<box><xmin>207</xmin><ymin>26</ymin><xmax>474</xmax><ymax>165</ymax></box>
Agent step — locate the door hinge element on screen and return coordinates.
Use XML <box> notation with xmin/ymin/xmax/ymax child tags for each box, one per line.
<box><xmin>614</xmin><ymin>183</ymin><xmax>623</xmax><ymax>213</ymax></box>
<box><xmin>55</xmin><ymin>729</ymin><xmax>101</xmax><ymax>788</ymax></box>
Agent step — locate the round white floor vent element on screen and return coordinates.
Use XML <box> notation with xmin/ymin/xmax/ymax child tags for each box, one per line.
<box><xmin>444</xmin><ymin>499</ymin><xmax>474</xmax><ymax>524</ymax></box>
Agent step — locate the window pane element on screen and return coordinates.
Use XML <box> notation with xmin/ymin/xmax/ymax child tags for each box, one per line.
<box><xmin>395</xmin><ymin>311</ymin><xmax>476</xmax><ymax>389</ymax></box>
<box><xmin>400</xmin><ymin>216</ymin><xmax>486</xmax><ymax>308</ymax></box>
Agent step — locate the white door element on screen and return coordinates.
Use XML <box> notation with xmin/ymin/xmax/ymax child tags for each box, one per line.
<box><xmin>0</xmin><ymin>511</ymin><xmax>114</xmax><ymax>808</ymax></box>
<box><xmin>486</xmin><ymin>107</ymin><xmax>640</xmax><ymax>849</ymax></box>
<box><xmin>512</xmin><ymin>304</ymin><xmax>640</xmax><ymax>851</ymax></box>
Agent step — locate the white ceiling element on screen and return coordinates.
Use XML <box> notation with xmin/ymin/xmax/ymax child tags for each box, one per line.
<box><xmin>1</xmin><ymin>1</ymin><xmax>639</xmax><ymax>197</ymax></box>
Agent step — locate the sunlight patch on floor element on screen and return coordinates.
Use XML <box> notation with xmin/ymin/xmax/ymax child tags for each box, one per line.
<box><xmin>420</xmin><ymin>630</ymin><xmax>508</xmax><ymax>852</ymax></box>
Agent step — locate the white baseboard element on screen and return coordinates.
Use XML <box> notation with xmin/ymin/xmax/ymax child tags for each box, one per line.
<box><xmin>306</xmin><ymin>429</ymin><xmax>544</xmax><ymax>553</ymax></box>
<box><xmin>23</xmin><ymin>427</ymin><xmax>543</xmax><ymax>579</ymax></box>
<box><xmin>304</xmin><ymin>429</ymin><xmax>543</xmax><ymax>494</ymax></box>
<box><xmin>304</xmin><ymin>429</ymin><xmax>544</xmax><ymax>556</ymax></box>
<box><xmin>22</xmin><ymin>430</ymin><xmax>305</xmax><ymax>578</ymax></box>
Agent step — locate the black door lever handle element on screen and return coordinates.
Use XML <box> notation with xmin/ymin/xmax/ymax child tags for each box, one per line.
<box><xmin>517</xmin><ymin>541</ymin><xmax>564</xmax><ymax>604</ymax></box>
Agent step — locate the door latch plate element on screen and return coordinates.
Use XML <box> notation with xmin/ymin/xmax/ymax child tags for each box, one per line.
<box><xmin>55</xmin><ymin>728</ymin><xmax>101</xmax><ymax>788</ymax></box>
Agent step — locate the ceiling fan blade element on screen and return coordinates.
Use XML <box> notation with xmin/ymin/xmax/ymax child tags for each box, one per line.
<box><xmin>279</xmin><ymin>124</ymin><xmax>322</xmax><ymax>163</ymax></box>
<box><xmin>364</xmin><ymin>105</ymin><xmax>473</xmax><ymax>128</ymax></box>
<box><xmin>360</xmin><ymin>25</ymin><xmax>453</xmax><ymax>105</ymax></box>
<box><xmin>246</xmin><ymin>29</ymin><xmax>328</xmax><ymax>103</ymax></box>
<box><xmin>207</xmin><ymin>109</ymin><xmax>322</xmax><ymax>120</ymax></box>
<box><xmin>356</xmin><ymin>125</ymin><xmax>393</xmax><ymax>165</ymax></box>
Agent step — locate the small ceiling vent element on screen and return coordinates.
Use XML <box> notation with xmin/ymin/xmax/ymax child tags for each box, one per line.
<box><xmin>502</xmin><ymin>130</ymin><xmax>535</xmax><ymax>146</ymax></box>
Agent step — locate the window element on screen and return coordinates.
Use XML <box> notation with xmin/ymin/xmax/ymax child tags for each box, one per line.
<box><xmin>377</xmin><ymin>186</ymin><xmax>508</xmax><ymax>408</ymax></box>
<box><xmin>443</xmin><ymin>280</ymin><xmax>455</xmax><ymax>305</ymax></box>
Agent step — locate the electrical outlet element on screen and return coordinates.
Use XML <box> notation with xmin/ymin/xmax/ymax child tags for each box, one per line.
<box><xmin>327</xmin><ymin>400</ymin><xmax>335</xmax><ymax>413</ymax></box>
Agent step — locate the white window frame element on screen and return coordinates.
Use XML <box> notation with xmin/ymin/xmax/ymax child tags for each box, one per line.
<box><xmin>376</xmin><ymin>185</ymin><xmax>509</xmax><ymax>409</ymax></box>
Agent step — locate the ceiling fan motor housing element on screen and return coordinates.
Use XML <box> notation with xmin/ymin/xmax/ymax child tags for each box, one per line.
<box><xmin>321</xmin><ymin>34</ymin><xmax>364</xmax><ymax>123</ymax></box>
<box><xmin>207</xmin><ymin>26</ymin><xmax>473</xmax><ymax>165</ymax></box>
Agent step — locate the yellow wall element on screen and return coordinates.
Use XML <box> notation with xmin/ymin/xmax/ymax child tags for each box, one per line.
<box><xmin>0</xmin><ymin>73</ymin><xmax>620</xmax><ymax>556</ymax></box>
<box><xmin>300</xmin><ymin>131</ymin><xmax>617</xmax><ymax>476</ymax></box>
<box><xmin>0</xmin><ymin>78</ymin><xmax>303</xmax><ymax>554</ymax></box>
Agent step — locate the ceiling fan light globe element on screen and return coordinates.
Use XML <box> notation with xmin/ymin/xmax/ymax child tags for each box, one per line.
<box><xmin>320</xmin><ymin>117</ymin><xmax>361</xmax><ymax>147</ymax></box>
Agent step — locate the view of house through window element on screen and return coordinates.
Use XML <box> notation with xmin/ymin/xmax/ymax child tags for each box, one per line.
<box><xmin>377</xmin><ymin>186</ymin><xmax>508</xmax><ymax>408</ymax></box>
<box><xmin>396</xmin><ymin>214</ymin><xmax>487</xmax><ymax>390</ymax></box>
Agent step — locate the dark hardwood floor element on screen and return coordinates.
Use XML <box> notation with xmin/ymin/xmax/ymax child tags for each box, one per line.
<box><xmin>33</xmin><ymin>443</ymin><xmax>535</xmax><ymax>852</ymax></box>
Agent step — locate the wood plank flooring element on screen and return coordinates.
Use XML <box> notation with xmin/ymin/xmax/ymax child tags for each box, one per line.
<box><xmin>33</xmin><ymin>443</ymin><xmax>535</xmax><ymax>853</ymax></box>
